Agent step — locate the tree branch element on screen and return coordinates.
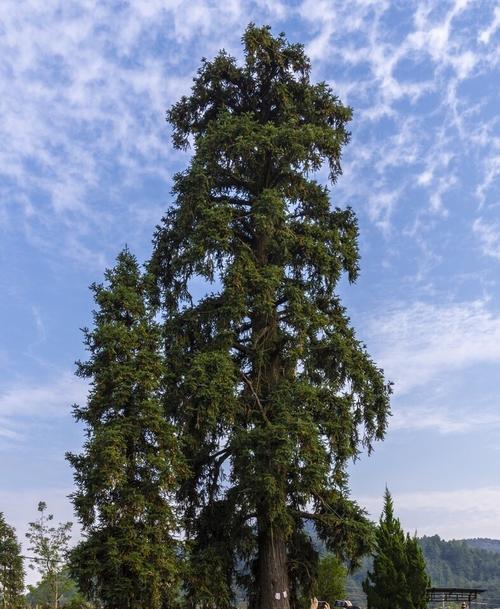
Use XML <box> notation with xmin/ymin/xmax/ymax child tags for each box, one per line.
<box><xmin>240</xmin><ymin>372</ymin><xmax>271</xmax><ymax>426</ymax></box>
<box><xmin>297</xmin><ymin>511</ymin><xmax>328</xmax><ymax>522</ymax></box>
<box><xmin>232</xmin><ymin>342</ymin><xmax>251</xmax><ymax>356</ymax></box>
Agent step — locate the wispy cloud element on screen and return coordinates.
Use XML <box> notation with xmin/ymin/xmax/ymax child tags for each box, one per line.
<box><xmin>0</xmin><ymin>0</ymin><xmax>497</xmax><ymax>291</ymax></box>
<box><xmin>476</xmin><ymin>154</ymin><xmax>500</xmax><ymax>208</ymax></box>
<box><xmin>478</xmin><ymin>6</ymin><xmax>500</xmax><ymax>45</ymax></box>
<box><xmin>473</xmin><ymin>217</ymin><xmax>500</xmax><ymax>260</ymax></box>
<box><xmin>359</xmin><ymin>486</ymin><xmax>500</xmax><ymax>539</ymax></box>
<box><xmin>296</xmin><ymin>0</ymin><xmax>500</xmax><ymax>277</ymax></box>
<box><xmin>391</xmin><ymin>405</ymin><xmax>500</xmax><ymax>434</ymax></box>
<box><xmin>367</xmin><ymin>299</ymin><xmax>500</xmax><ymax>394</ymax></box>
<box><xmin>0</xmin><ymin>0</ymin><xmax>284</xmax><ymax>267</ymax></box>
<box><xmin>0</xmin><ymin>373</ymin><xmax>87</xmax><ymax>442</ymax></box>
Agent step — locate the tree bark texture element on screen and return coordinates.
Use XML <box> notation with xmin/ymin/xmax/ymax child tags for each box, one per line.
<box><xmin>254</xmin><ymin>524</ymin><xmax>291</xmax><ymax>609</ymax></box>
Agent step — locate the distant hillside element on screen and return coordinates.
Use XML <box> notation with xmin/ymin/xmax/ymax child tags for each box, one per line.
<box><xmin>464</xmin><ymin>538</ymin><xmax>500</xmax><ymax>554</ymax></box>
<box><xmin>346</xmin><ymin>536</ymin><xmax>500</xmax><ymax>608</ymax></box>
<box><xmin>420</xmin><ymin>534</ymin><xmax>500</xmax><ymax>594</ymax></box>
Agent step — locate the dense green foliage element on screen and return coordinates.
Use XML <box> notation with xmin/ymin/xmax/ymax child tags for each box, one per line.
<box><xmin>26</xmin><ymin>568</ymin><xmax>90</xmax><ymax>609</ymax></box>
<box><xmin>420</xmin><ymin>535</ymin><xmax>500</xmax><ymax>603</ymax></box>
<box><xmin>463</xmin><ymin>537</ymin><xmax>500</xmax><ymax>553</ymax></box>
<box><xmin>363</xmin><ymin>491</ymin><xmax>429</xmax><ymax>609</ymax></box>
<box><xmin>309</xmin><ymin>554</ymin><xmax>347</xmax><ymax>608</ymax></box>
<box><xmin>67</xmin><ymin>250</ymin><xmax>184</xmax><ymax>609</ymax></box>
<box><xmin>405</xmin><ymin>535</ymin><xmax>429</xmax><ymax>609</ymax></box>
<box><xmin>349</xmin><ymin>535</ymin><xmax>500</xmax><ymax>607</ymax></box>
<box><xmin>0</xmin><ymin>512</ymin><xmax>25</xmax><ymax>609</ymax></box>
<box><xmin>149</xmin><ymin>24</ymin><xmax>391</xmax><ymax>609</ymax></box>
<box><xmin>26</xmin><ymin>502</ymin><xmax>72</xmax><ymax>609</ymax></box>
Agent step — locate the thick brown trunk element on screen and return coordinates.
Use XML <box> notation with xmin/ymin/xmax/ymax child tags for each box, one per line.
<box><xmin>254</xmin><ymin>524</ymin><xmax>291</xmax><ymax>609</ymax></box>
<box><xmin>251</xmin><ymin>194</ymin><xmax>291</xmax><ymax>609</ymax></box>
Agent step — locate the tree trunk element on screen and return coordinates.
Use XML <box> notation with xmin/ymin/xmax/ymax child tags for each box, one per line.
<box><xmin>254</xmin><ymin>523</ymin><xmax>291</xmax><ymax>609</ymax></box>
<box><xmin>251</xmin><ymin>204</ymin><xmax>291</xmax><ymax>609</ymax></box>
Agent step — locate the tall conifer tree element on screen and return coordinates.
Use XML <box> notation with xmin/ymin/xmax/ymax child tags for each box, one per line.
<box><xmin>67</xmin><ymin>250</ymin><xmax>183</xmax><ymax>609</ymax></box>
<box><xmin>150</xmin><ymin>25</ymin><xmax>391</xmax><ymax>609</ymax></box>
<box><xmin>363</xmin><ymin>490</ymin><xmax>430</xmax><ymax>609</ymax></box>
<box><xmin>0</xmin><ymin>512</ymin><xmax>24</xmax><ymax>609</ymax></box>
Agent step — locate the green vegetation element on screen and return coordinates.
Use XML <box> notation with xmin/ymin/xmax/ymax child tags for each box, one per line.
<box><xmin>67</xmin><ymin>250</ymin><xmax>184</xmax><ymax>609</ymax></box>
<box><xmin>0</xmin><ymin>512</ymin><xmax>25</xmax><ymax>609</ymax></box>
<box><xmin>347</xmin><ymin>535</ymin><xmax>500</xmax><ymax>607</ymax></box>
<box><xmin>464</xmin><ymin>538</ymin><xmax>500</xmax><ymax>553</ymax></box>
<box><xmin>309</xmin><ymin>554</ymin><xmax>347</xmax><ymax>608</ymax></box>
<box><xmin>363</xmin><ymin>490</ymin><xmax>429</xmax><ymax>609</ymax></box>
<box><xmin>26</xmin><ymin>568</ymin><xmax>89</xmax><ymax>609</ymax></box>
<box><xmin>10</xmin><ymin>23</ymin><xmax>499</xmax><ymax>609</ymax></box>
<box><xmin>20</xmin><ymin>491</ymin><xmax>500</xmax><ymax>609</ymax></box>
<box><xmin>420</xmin><ymin>535</ymin><xmax>500</xmax><ymax>605</ymax></box>
<box><xmin>25</xmin><ymin>502</ymin><xmax>72</xmax><ymax>609</ymax></box>
<box><xmin>149</xmin><ymin>23</ymin><xmax>391</xmax><ymax>609</ymax></box>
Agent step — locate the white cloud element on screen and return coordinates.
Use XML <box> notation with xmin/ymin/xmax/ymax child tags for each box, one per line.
<box><xmin>0</xmin><ymin>373</ymin><xmax>87</xmax><ymax>441</ymax></box>
<box><xmin>478</xmin><ymin>6</ymin><xmax>500</xmax><ymax>45</ymax></box>
<box><xmin>298</xmin><ymin>0</ymin><xmax>499</xmax><ymax>242</ymax></box>
<box><xmin>0</xmin><ymin>0</ymin><xmax>497</xmax><ymax>262</ymax></box>
<box><xmin>359</xmin><ymin>486</ymin><xmax>500</xmax><ymax>538</ymax></box>
<box><xmin>0</xmin><ymin>373</ymin><xmax>86</xmax><ymax>417</ymax></box>
<box><xmin>476</xmin><ymin>155</ymin><xmax>500</xmax><ymax>208</ymax></box>
<box><xmin>0</xmin><ymin>421</ymin><xmax>23</xmax><ymax>440</ymax></box>
<box><xmin>473</xmin><ymin>217</ymin><xmax>500</xmax><ymax>260</ymax></box>
<box><xmin>368</xmin><ymin>299</ymin><xmax>500</xmax><ymax>394</ymax></box>
<box><xmin>367</xmin><ymin>189</ymin><xmax>402</xmax><ymax>234</ymax></box>
<box><xmin>0</xmin><ymin>0</ymin><xmax>284</xmax><ymax>267</ymax></box>
<box><xmin>391</xmin><ymin>405</ymin><xmax>500</xmax><ymax>434</ymax></box>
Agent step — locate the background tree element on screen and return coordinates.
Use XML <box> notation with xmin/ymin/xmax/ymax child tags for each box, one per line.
<box><xmin>316</xmin><ymin>554</ymin><xmax>347</xmax><ymax>604</ymax></box>
<box><xmin>0</xmin><ymin>512</ymin><xmax>24</xmax><ymax>609</ymax></box>
<box><xmin>363</xmin><ymin>490</ymin><xmax>430</xmax><ymax>609</ymax></box>
<box><xmin>299</xmin><ymin>554</ymin><xmax>347</xmax><ymax>609</ymax></box>
<box><xmin>26</xmin><ymin>502</ymin><xmax>72</xmax><ymax>609</ymax></box>
<box><xmin>67</xmin><ymin>249</ymin><xmax>184</xmax><ymax>609</ymax></box>
<box><xmin>150</xmin><ymin>24</ymin><xmax>391</xmax><ymax>609</ymax></box>
<box><xmin>26</xmin><ymin>567</ymin><xmax>81</xmax><ymax>609</ymax></box>
<box><xmin>406</xmin><ymin>535</ymin><xmax>429</xmax><ymax>609</ymax></box>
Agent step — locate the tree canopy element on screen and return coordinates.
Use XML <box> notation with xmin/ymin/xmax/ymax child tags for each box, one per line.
<box><xmin>149</xmin><ymin>24</ymin><xmax>391</xmax><ymax>609</ymax></box>
<box><xmin>0</xmin><ymin>512</ymin><xmax>24</xmax><ymax>609</ymax></box>
<box><xmin>67</xmin><ymin>250</ymin><xmax>184</xmax><ymax>609</ymax></box>
<box><xmin>26</xmin><ymin>502</ymin><xmax>72</xmax><ymax>609</ymax></box>
<box><xmin>309</xmin><ymin>554</ymin><xmax>347</xmax><ymax>608</ymax></box>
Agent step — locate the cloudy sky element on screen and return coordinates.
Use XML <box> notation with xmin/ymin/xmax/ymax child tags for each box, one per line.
<box><xmin>1</xmin><ymin>0</ymin><xmax>500</xmax><ymax>577</ymax></box>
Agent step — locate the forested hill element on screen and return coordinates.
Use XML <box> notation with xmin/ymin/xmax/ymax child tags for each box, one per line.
<box><xmin>463</xmin><ymin>538</ymin><xmax>500</xmax><ymax>554</ymax></box>
<box><xmin>420</xmin><ymin>535</ymin><xmax>500</xmax><ymax>592</ymax></box>
<box><xmin>347</xmin><ymin>536</ymin><xmax>500</xmax><ymax>607</ymax></box>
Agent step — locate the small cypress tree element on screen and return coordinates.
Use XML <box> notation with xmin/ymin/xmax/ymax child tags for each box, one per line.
<box><xmin>67</xmin><ymin>249</ymin><xmax>183</xmax><ymax>609</ymax></box>
<box><xmin>406</xmin><ymin>534</ymin><xmax>430</xmax><ymax>609</ymax></box>
<box><xmin>0</xmin><ymin>512</ymin><xmax>25</xmax><ymax>609</ymax></box>
<box><xmin>363</xmin><ymin>490</ymin><xmax>430</xmax><ymax>609</ymax></box>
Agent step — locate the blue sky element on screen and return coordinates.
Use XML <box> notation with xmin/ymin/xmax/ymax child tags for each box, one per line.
<box><xmin>1</xmin><ymin>0</ymin><xmax>500</xmax><ymax>577</ymax></box>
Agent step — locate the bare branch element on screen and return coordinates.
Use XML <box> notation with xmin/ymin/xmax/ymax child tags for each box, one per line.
<box><xmin>240</xmin><ymin>372</ymin><xmax>271</xmax><ymax>426</ymax></box>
